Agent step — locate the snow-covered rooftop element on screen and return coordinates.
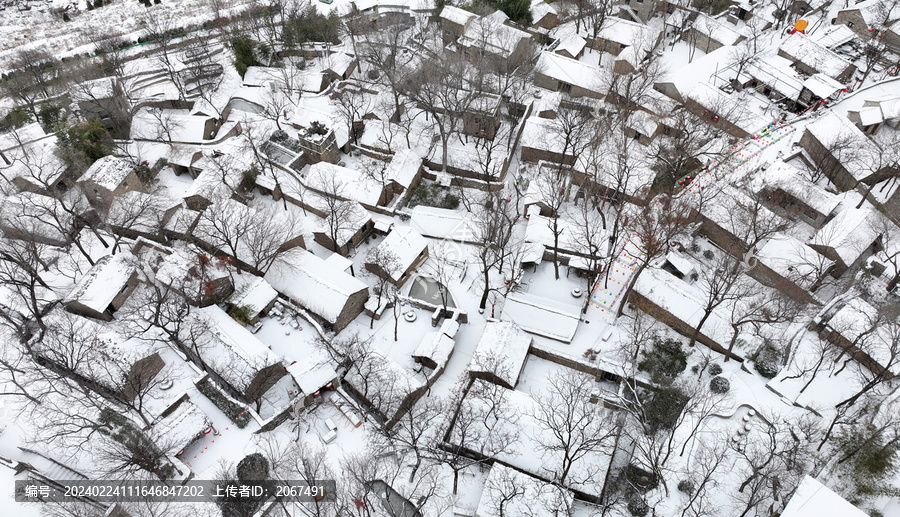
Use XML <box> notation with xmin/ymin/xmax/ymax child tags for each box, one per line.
<box><xmin>781</xmin><ymin>475</ymin><xmax>867</xmax><ymax>517</ymax></box>
<box><xmin>753</xmin><ymin>161</ymin><xmax>841</xmax><ymax>217</ymax></box>
<box><xmin>827</xmin><ymin>297</ymin><xmax>900</xmax><ymax>373</ymax></box>
<box><xmin>554</xmin><ymin>30</ymin><xmax>586</xmax><ymax>57</ymax></box>
<box><xmin>80</xmin><ymin>155</ymin><xmax>134</xmax><ymax>191</ymax></box>
<box><xmin>151</xmin><ymin>398</ymin><xmax>211</xmax><ymax>451</ymax></box>
<box><xmin>155</xmin><ymin>245</ymin><xmax>231</xmax><ymax>289</ymax></box>
<box><xmin>597</xmin><ymin>16</ymin><xmax>660</xmax><ymax>47</ymax></box>
<box><xmin>778</xmin><ymin>34</ymin><xmax>853</xmax><ymax>80</ymax></box>
<box><xmin>657</xmin><ymin>45</ymin><xmax>737</xmax><ymax>99</ymax></box>
<box><xmin>412</xmin><ymin>319</ymin><xmax>458</xmax><ymax>370</ymax></box>
<box><xmin>409</xmin><ymin>206</ymin><xmax>477</xmax><ymax>242</ymax></box>
<box><xmin>685</xmin><ymin>82</ymin><xmax>770</xmax><ymax>134</ymax></box>
<box><xmin>439</xmin><ymin>5</ymin><xmax>476</xmax><ymax>26</ymax></box>
<box><xmin>306</xmin><ymin>162</ymin><xmax>385</xmax><ymax>207</ymax></box>
<box><xmin>325</xmin><ymin>52</ymin><xmax>356</xmax><ymax>78</ymax></box>
<box><xmin>383</xmin><ymin>148</ymin><xmax>423</xmax><ymax>190</ymax></box>
<box><xmin>195</xmin><ymin>305</ymin><xmax>281</xmax><ymax>392</ymax></box>
<box><xmin>839</xmin><ymin>0</ymin><xmax>900</xmax><ymax>28</ymax></box>
<box><xmin>755</xmin><ymin>233</ymin><xmax>833</xmax><ymax>291</ymax></box>
<box><xmin>63</xmin><ymin>252</ymin><xmax>136</xmax><ymax>313</ymax></box>
<box><xmin>458</xmin><ymin>11</ymin><xmax>530</xmax><ymax>58</ymax></box>
<box><xmin>690</xmin><ymin>14</ymin><xmax>740</xmax><ymax>46</ymax></box>
<box><xmin>501</xmin><ymin>292</ymin><xmax>581</xmax><ymax>343</ymax></box>
<box><xmin>470</xmin><ymin>320</ymin><xmax>531</xmax><ymax>387</ymax></box>
<box><xmin>345</xmin><ymin>348</ymin><xmax>423</xmax><ymax>418</ymax></box>
<box><xmin>228</xmin><ymin>275</ymin><xmax>278</xmax><ymax>316</ymax></box>
<box><xmin>810</xmin><ymin>25</ymin><xmax>858</xmax><ymax>49</ymax></box>
<box><xmin>811</xmin><ymin>204</ymin><xmax>883</xmax><ymax>265</ymax></box>
<box><xmin>536</xmin><ymin>51</ymin><xmax>608</xmax><ymax>95</ymax></box>
<box><xmin>286</xmin><ymin>357</ymin><xmax>337</xmax><ymax>395</ymax></box>
<box><xmin>803</xmin><ymin>73</ymin><xmax>845</xmax><ymax>99</ymax></box>
<box><xmin>804</xmin><ymin>112</ymin><xmax>883</xmax><ymax>180</ymax></box>
<box><xmin>265</xmin><ymin>248</ymin><xmax>368</xmax><ymax>325</ymax></box>
<box><xmin>371</xmin><ymin>227</ymin><xmax>428</xmax><ymax>282</ymax></box>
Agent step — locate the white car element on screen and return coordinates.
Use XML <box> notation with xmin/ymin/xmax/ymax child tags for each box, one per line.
<box><xmin>317</xmin><ymin>418</ymin><xmax>338</xmax><ymax>444</ymax></box>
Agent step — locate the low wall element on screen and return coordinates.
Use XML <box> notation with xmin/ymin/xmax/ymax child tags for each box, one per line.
<box><xmin>628</xmin><ymin>290</ymin><xmax>743</xmax><ymax>361</ymax></box>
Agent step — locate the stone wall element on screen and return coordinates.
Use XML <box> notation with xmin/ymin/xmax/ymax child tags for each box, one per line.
<box><xmin>628</xmin><ymin>290</ymin><xmax>744</xmax><ymax>361</ymax></box>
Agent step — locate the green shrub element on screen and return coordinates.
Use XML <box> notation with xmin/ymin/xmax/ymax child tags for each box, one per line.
<box><xmin>98</xmin><ymin>408</ymin><xmax>177</xmax><ymax>480</ymax></box>
<box><xmin>677</xmin><ymin>479</ymin><xmax>695</xmax><ymax>495</ymax></box>
<box><xmin>638</xmin><ymin>337</ymin><xmax>688</xmax><ymax>384</ymax></box>
<box><xmin>229</xmin><ymin>305</ymin><xmax>254</xmax><ymax>325</ymax></box>
<box><xmin>197</xmin><ymin>377</ymin><xmax>252</xmax><ymax>428</ymax></box>
<box><xmin>708</xmin><ymin>362</ymin><xmax>723</xmax><ymax>376</ymax></box>
<box><xmin>236</xmin><ymin>453</ymin><xmax>269</xmax><ymax>482</ymax></box>
<box><xmin>134</xmin><ymin>163</ymin><xmax>156</xmax><ymax>185</ymax></box>
<box><xmin>231</xmin><ymin>38</ymin><xmax>257</xmax><ymax>78</ymax></box>
<box><xmin>239</xmin><ymin>168</ymin><xmax>258</xmax><ymax>191</ymax></box>
<box><xmin>710</xmin><ymin>375</ymin><xmax>730</xmax><ymax>394</ymax></box>
<box><xmin>0</xmin><ymin>107</ymin><xmax>32</xmax><ymax>131</ymax></box>
<box><xmin>753</xmin><ymin>339</ymin><xmax>782</xmax><ymax>379</ymax></box>
<box><xmin>56</xmin><ymin>119</ymin><xmax>112</xmax><ymax>172</ymax></box>
<box><xmin>644</xmin><ymin>385</ymin><xmax>689</xmax><ymax>433</ymax></box>
<box><xmin>38</xmin><ymin>103</ymin><xmax>64</xmax><ymax>133</ymax></box>
<box><xmin>408</xmin><ymin>182</ymin><xmax>460</xmax><ymax>210</ymax></box>
<box><xmin>627</xmin><ymin>498</ymin><xmax>649</xmax><ymax>517</ymax></box>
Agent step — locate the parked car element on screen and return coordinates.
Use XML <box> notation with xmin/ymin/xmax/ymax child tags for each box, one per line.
<box><xmin>317</xmin><ymin>418</ymin><xmax>338</xmax><ymax>443</ymax></box>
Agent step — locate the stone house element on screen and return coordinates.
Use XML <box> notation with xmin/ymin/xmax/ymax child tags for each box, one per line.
<box><xmin>439</xmin><ymin>5</ymin><xmax>477</xmax><ymax>45</ymax></box>
<box><xmin>364</xmin><ymin>227</ymin><xmax>429</xmax><ymax>287</ymax></box>
<box><xmin>835</xmin><ymin>0</ymin><xmax>900</xmax><ymax>51</ymax></box>
<box><xmin>78</xmin><ymin>155</ymin><xmax>142</xmax><ymax>212</ymax></box>
<box><xmin>799</xmin><ymin>112</ymin><xmax>898</xmax><ymax>193</ymax></box>
<box><xmin>535</xmin><ymin>51</ymin><xmax>608</xmax><ymax>100</ymax></box>
<box><xmin>63</xmin><ymin>253</ymin><xmax>139</xmax><ymax>321</ymax></box>
<box><xmin>265</xmin><ymin>248</ymin><xmax>369</xmax><ymax>332</ymax></box>
<box><xmin>777</xmin><ymin>34</ymin><xmax>856</xmax><ymax>82</ymax></box>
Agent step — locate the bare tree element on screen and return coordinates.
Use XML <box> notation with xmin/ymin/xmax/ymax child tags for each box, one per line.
<box><xmin>375</xmin><ymin>395</ymin><xmax>444</xmax><ymax>482</ymax></box>
<box><xmin>140</xmin><ymin>11</ymin><xmax>189</xmax><ymax>101</ymax></box>
<box><xmin>444</xmin><ymin>378</ymin><xmax>520</xmax><ymax>494</ymax></box>
<box><xmin>688</xmin><ymin>250</ymin><xmax>749</xmax><ymax>348</ymax></box>
<box><xmin>729</xmin><ymin>411</ymin><xmax>818</xmax><ymax>517</ymax></box>
<box><xmin>533</xmin><ymin>170</ymin><xmax>570</xmax><ymax>279</ymax></box>
<box><xmin>426</xmin><ymin>241</ymin><xmax>461</xmax><ymax>314</ymax></box>
<box><xmin>569</xmin><ymin>186</ymin><xmax>607</xmax><ymax>313</ymax></box>
<box><xmin>480</xmin><ymin>464</ymin><xmax>528</xmax><ymax>517</ymax></box>
<box><xmin>727</xmin><ymin>288</ymin><xmax>799</xmax><ymax>360</ymax></box>
<box><xmin>529</xmin><ymin>369</ymin><xmax>620</xmax><ymax>485</ymax></box>
<box><xmin>653</xmin><ymin>108</ymin><xmax>721</xmax><ymax>193</ymax></box>
<box><xmin>617</xmin><ymin>196</ymin><xmax>696</xmax><ymax>318</ymax></box>
<box><xmin>311</xmin><ymin>169</ymin><xmax>364</xmax><ymax>255</ymax></box>
<box><xmin>0</xmin><ymin>48</ymin><xmax>60</xmax><ymax>121</ymax></box>
<box><xmin>471</xmin><ymin>190</ymin><xmax>519</xmax><ymax>310</ymax></box>
<box><xmin>332</xmin><ymin>82</ymin><xmax>373</xmax><ymax>146</ymax></box>
<box><xmin>364</xmin><ymin>246</ymin><xmax>401</xmax><ymax>329</ymax></box>
<box><xmin>678</xmin><ymin>438</ymin><xmax>731</xmax><ymax>517</ymax></box>
<box><xmin>403</xmin><ymin>50</ymin><xmax>487</xmax><ymax>172</ymax></box>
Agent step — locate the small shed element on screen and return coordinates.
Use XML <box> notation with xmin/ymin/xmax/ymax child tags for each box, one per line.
<box><xmin>287</xmin><ymin>357</ymin><xmax>339</xmax><ymax>408</ymax></box>
<box><xmin>365</xmin><ymin>227</ymin><xmax>429</xmax><ymax>286</ymax></box>
<box><xmin>227</xmin><ymin>276</ymin><xmax>279</xmax><ymax>324</ymax></box>
<box><xmin>412</xmin><ymin>319</ymin><xmax>459</xmax><ymax>370</ymax></box>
